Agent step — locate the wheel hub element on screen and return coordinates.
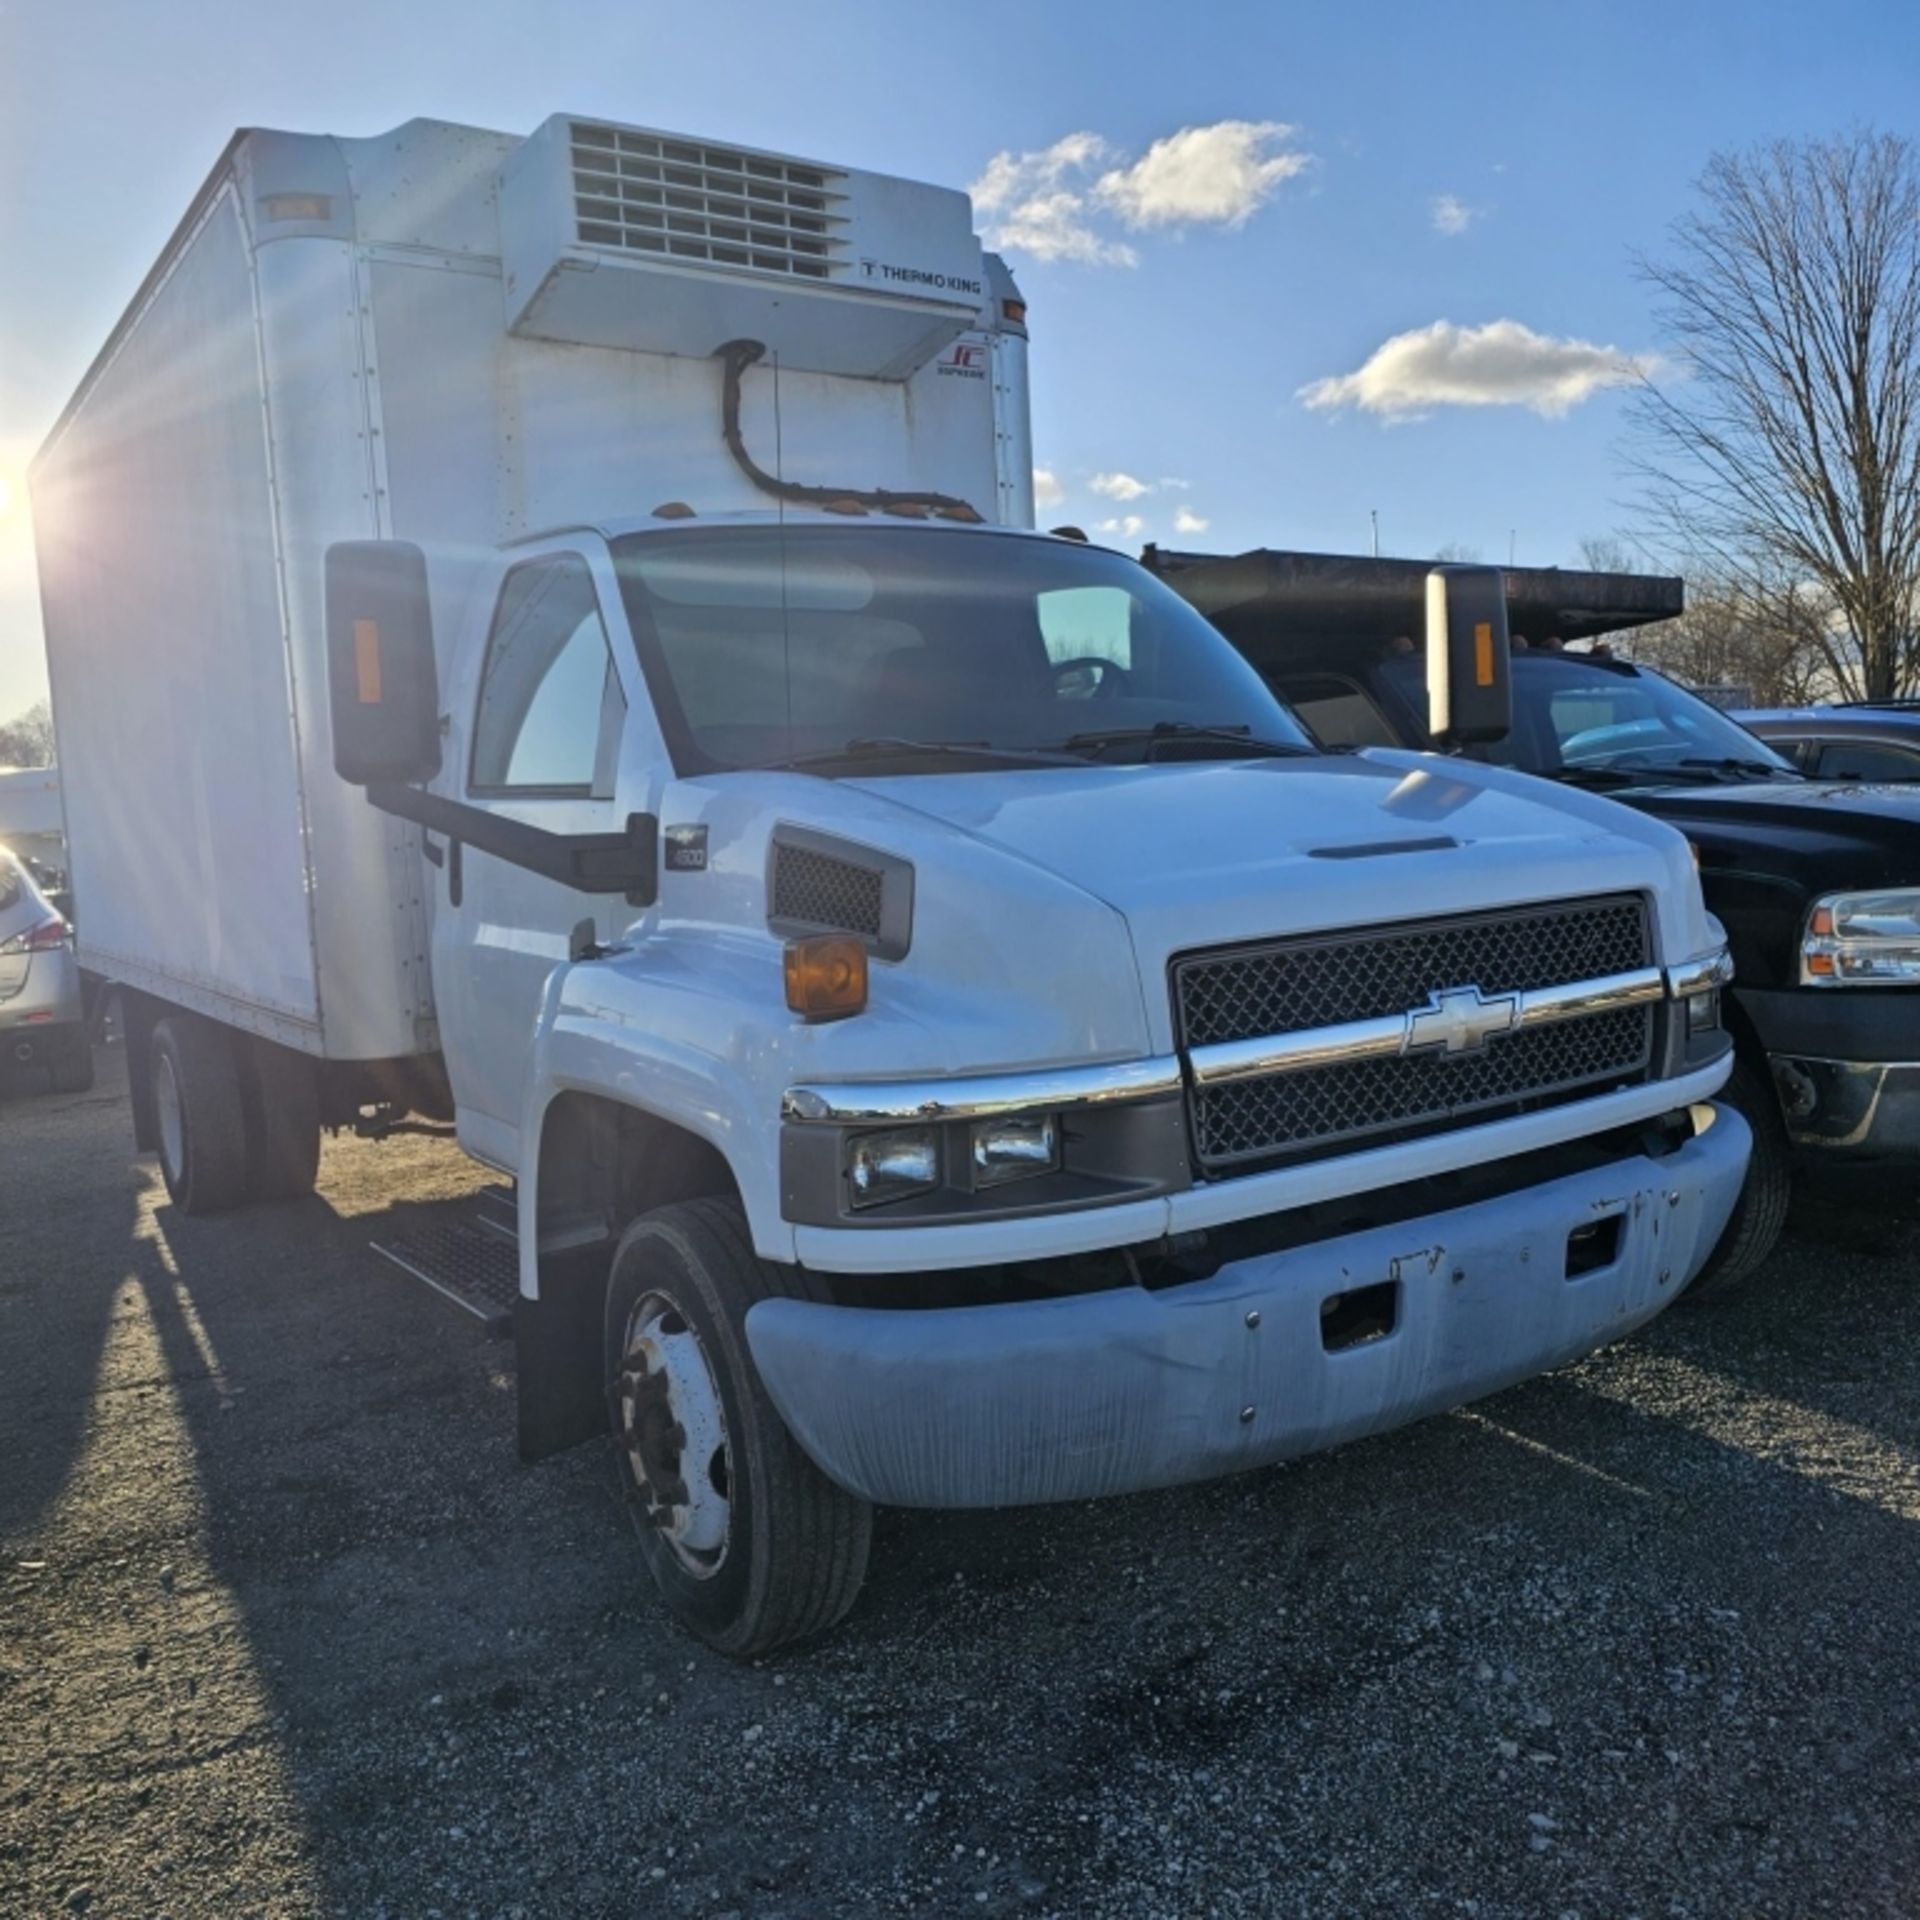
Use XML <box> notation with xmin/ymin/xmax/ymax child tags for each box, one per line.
<box><xmin>616</xmin><ymin>1297</ymin><xmax>731</xmax><ymax>1573</ymax></box>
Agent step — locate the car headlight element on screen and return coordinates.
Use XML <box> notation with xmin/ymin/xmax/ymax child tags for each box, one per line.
<box><xmin>847</xmin><ymin>1127</ymin><xmax>940</xmax><ymax>1208</ymax></box>
<box><xmin>970</xmin><ymin>1114</ymin><xmax>1062</xmax><ymax>1188</ymax></box>
<box><xmin>1801</xmin><ymin>889</ymin><xmax>1920</xmax><ymax>985</ymax></box>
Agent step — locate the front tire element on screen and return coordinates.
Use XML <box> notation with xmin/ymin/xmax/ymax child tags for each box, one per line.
<box><xmin>150</xmin><ymin>1015</ymin><xmax>249</xmax><ymax>1214</ymax></box>
<box><xmin>1684</xmin><ymin>1054</ymin><xmax>1792</xmax><ymax>1299</ymax></box>
<box><xmin>603</xmin><ymin>1198</ymin><xmax>872</xmax><ymax>1656</ymax></box>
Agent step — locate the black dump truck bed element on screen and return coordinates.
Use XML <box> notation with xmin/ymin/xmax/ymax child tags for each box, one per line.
<box><xmin>1143</xmin><ymin>546</ymin><xmax>1684</xmax><ymax>652</ymax></box>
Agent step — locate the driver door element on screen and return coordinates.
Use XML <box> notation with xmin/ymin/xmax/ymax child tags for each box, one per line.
<box><xmin>433</xmin><ymin>547</ymin><xmax>632</xmax><ymax>1170</ymax></box>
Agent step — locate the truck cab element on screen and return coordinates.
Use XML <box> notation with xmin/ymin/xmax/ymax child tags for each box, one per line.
<box><xmin>1154</xmin><ymin>544</ymin><xmax>1920</xmax><ymax>1286</ymax></box>
<box><xmin>321</xmin><ymin>507</ymin><xmax>1750</xmax><ymax>1652</ymax></box>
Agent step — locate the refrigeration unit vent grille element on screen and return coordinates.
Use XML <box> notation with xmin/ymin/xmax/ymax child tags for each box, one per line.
<box><xmin>569</xmin><ymin>121</ymin><xmax>849</xmax><ymax>281</ymax></box>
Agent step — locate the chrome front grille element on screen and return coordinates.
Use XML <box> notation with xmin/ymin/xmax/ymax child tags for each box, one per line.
<box><xmin>1174</xmin><ymin>896</ymin><xmax>1658</xmax><ymax>1172</ymax></box>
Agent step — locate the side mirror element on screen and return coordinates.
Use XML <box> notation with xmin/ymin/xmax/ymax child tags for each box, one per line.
<box><xmin>325</xmin><ymin>541</ymin><xmax>441</xmax><ymax>785</ymax></box>
<box><xmin>1425</xmin><ymin>565</ymin><xmax>1512</xmax><ymax>747</ymax></box>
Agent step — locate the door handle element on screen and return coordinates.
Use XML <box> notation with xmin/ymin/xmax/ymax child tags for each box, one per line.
<box><xmin>420</xmin><ymin>833</ymin><xmax>463</xmax><ymax>906</ymax></box>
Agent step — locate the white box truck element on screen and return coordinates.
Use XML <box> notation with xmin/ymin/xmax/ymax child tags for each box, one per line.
<box><xmin>33</xmin><ymin>114</ymin><xmax>1749</xmax><ymax>1654</ymax></box>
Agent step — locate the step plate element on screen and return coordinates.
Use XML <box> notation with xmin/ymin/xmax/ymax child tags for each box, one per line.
<box><xmin>371</xmin><ymin>1220</ymin><xmax>518</xmax><ymax>1336</ymax></box>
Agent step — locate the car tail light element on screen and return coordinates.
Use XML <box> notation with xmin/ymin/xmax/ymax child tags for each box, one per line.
<box><xmin>0</xmin><ymin>917</ymin><xmax>70</xmax><ymax>955</ymax></box>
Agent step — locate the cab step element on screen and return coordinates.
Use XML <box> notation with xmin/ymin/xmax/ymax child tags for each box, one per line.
<box><xmin>370</xmin><ymin>1216</ymin><xmax>518</xmax><ymax>1337</ymax></box>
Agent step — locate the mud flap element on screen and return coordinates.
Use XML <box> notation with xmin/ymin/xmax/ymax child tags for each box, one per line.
<box><xmin>514</xmin><ymin>1246</ymin><xmax>612</xmax><ymax>1462</ymax></box>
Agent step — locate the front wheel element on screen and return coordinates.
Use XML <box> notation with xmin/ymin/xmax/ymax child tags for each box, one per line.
<box><xmin>604</xmin><ymin>1198</ymin><xmax>872</xmax><ymax>1656</ymax></box>
<box><xmin>1684</xmin><ymin>1055</ymin><xmax>1792</xmax><ymax>1299</ymax></box>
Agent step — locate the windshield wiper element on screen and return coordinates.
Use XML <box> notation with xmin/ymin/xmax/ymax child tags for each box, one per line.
<box><xmin>1055</xmin><ymin>721</ymin><xmax>1314</xmax><ymax>763</ymax></box>
<box><xmin>1544</xmin><ymin>765</ymin><xmax>1648</xmax><ymax>790</ymax></box>
<box><xmin>1552</xmin><ymin>759</ymin><xmax>1768</xmax><ymax>788</ymax></box>
<box><xmin>1675</xmin><ymin>756</ymin><xmax>1798</xmax><ymax>780</ymax></box>
<box><xmin>765</xmin><ymin>737</ymin><xmax>1084</xmax><ymax>773</ymax></box>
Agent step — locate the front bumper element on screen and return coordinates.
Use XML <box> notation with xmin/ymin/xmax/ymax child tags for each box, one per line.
<box><xmin>747</xmin><ymin>1102</ymin><xmax>1750</xmax><ymax>1509</ymax></box>
<box><xmin>1737</xmin><ymin>985</ymin><xmax>1920</xmax><ymax>1155</ymax></box>
<box><xmin>0</xmin><ymin>947</ymin><xmax>85</xmax><ymax>1057</ymax></box>
<box><xmin>1768</xmin><ymin>1058</ymin><xmax>1920</xmax><ymax>1153</ymax></box>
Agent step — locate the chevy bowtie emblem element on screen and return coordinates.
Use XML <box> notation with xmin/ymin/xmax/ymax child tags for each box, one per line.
<box><xmin>1403</xmin><ymin>984</ymin><xmax>1520</xmax><ymax>1056</ymax></box>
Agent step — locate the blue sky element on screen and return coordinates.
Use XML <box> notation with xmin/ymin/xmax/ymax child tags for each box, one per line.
<box><xmin>2</xmin><ymin>0</ymin><xmax>1917</xmax><ymax>718</ymax></box>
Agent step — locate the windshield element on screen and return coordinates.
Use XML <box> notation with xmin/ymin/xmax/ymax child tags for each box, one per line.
<box><xmin>1381</xmin><ymin>652</ymin><xmax>1797</xmax><ymax>780</ymax></box>
<box><xmin>610</xmin><ymin>527</ymin><xmax>1312</xmax><ymax>773</ymax></box>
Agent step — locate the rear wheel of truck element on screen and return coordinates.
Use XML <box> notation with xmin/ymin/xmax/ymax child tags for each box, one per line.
<box><xmin>150</xmin><ymin>1016</ymin><xmax>250</xmax><ymax>1215</ymax></box>
<box><xmin>603</xmin><ymin>1198</ymin><xmax>872</xmax><ymax>1656</ymax></box>
<box><xmin>239</xmin><ymin>1038</ymin><xmax>321</xmax><ymax>1202</ymax></box>
<box><xmin>1684</xmin><ymin>1054</ymin><xmax>1792</xmax><ymax>1299</ymax></box>
<box><xmin>47</xmin><ymin>1027</ymin><xmax>95</xmax><ymax>1095</ymax></box>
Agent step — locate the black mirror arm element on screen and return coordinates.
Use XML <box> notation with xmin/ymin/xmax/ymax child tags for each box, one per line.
<box><xmin>366</xmin><ymin>782</ymin><xmax>658</xmax><ymax>907</ymax></box>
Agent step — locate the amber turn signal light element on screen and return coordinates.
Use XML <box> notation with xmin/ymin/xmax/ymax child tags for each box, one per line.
<box><xmin>784</xmin><ymin>935</ymin><xmax>868</xmax><ymax>1021</ymax></box>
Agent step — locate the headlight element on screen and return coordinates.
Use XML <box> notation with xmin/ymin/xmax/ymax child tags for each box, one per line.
<box><xmin>970</xmin><ymin>1114</ymin><xmax>1061</xmax><ymax>1188</ymax></box>
<box><xmin>1801</xmin><ymin>890</ymin><xmax>1920</xmax><ymax>986</ymax></box>
<box><xmin>846</xmin><ymin>1127</ymin><xmax>940</xmax><ymax>1208</ymax></box>
<box><xmin>1687</xmin><ymin>986</ymin><xmax>1722</xmax><ymax>1033</ymax></box>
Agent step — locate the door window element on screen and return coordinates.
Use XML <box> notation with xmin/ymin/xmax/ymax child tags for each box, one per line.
<box><xmin>471</xmin><ymin>556</ymin><xmax>625</xmax><ymax>796</ymax></box>
<box><xmin>1814</xmin><ymin>739</ymin><xmax>1920</xmax><ymax>782</ymax></box>
<box><xmin>1275</xmin><ymin>674</ymin><xmax>1401</xmax><ymax>749</ymax></box>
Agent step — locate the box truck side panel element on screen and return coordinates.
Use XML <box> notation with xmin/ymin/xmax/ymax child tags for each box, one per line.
<box><xmin>33</xmin><ymin>187</ymin><xmax>323</xmax><ymax>1038</ymax></box>
<box><xmin>251</xmin><ymin>232</ymin><xmax>437</xmax><ymax>1059</ymax></box>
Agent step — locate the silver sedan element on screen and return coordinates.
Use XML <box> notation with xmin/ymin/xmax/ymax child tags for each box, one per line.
<box><xmin>0</xmin><ymin>845</ymin><xmax>92</xmax><ymax>1093</ymax></box>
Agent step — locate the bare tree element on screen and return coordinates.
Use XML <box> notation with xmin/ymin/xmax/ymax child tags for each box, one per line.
<box><xmin>1632</xmin><ymin>132</ymin><xmax>1920</xmax><ymax>700</ymax></box>
<box><xmin>1574</xmin><ymin>536</ymin><xmax>1828</xmax><ymax>702</ymax></box>
<box><xmin>0</xmin><ymin>698</ymin><xmax>54</xmax><ymax>768</ymax></box>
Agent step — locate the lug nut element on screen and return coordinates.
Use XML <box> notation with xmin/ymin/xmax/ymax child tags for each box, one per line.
<box><xmin>1244</xmin><ymin>1309</ymin><xmax>1261</xmax><ymax>1329</ymax></box>
<box><xmin>1239</xmin><ymin>1406</ymin><xmax>1256</xmax><ymax>1424</ymax></box>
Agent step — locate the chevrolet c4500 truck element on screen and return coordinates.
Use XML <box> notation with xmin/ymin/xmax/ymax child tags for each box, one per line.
<box><xmin>33</xmin><ymin>115</ymin><xmax>1747</xmax><ymax>1652</ymax></box>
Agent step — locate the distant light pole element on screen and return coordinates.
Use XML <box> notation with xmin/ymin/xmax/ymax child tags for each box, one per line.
<box><xmin>1370</xmin><ymin>509</ymin><xmax>1379</xmax><ymax>558</ymax></box>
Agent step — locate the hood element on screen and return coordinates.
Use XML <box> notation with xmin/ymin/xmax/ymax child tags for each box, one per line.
<box><xmin>1622</xmin><ymin>777</ymin><xmax>1920</xmax><ymax>890</ymax></box>
<box><xmin>1615</xmin><ymin>777</ymin><xmax>1920</xmax><ymax>986</ymax></box>
<box><xmin>850</xmin><ymin>750</ymin><xmax>1706</xmax><ymax>973</ymax></box>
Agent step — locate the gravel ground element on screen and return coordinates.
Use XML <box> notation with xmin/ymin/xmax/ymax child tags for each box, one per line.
<box><xmin>4</xmin><ymin>1042</ymin><xmax>1920</xmax><ymax>1919</ymax></box>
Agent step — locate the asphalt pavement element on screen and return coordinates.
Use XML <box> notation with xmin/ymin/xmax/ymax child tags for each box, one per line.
<box><xmin>4</xmin><ymin>1044</ymin><xmax>1919</xmax><ymax>1919</ymax></box>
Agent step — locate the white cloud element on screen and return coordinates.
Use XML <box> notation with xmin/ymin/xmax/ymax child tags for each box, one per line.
<box><xmin>972</xmin><ymin>119</ymin><xmax>1311</xmax><ymax>267</ymax></box>
<box><xmin>1173</xmin><ymin>507</ymin><xmax>1211</xmax><ymax>535</ymax></box>
<box><xmin>1090</xmin><ymin>471</ymin><xmax>1150</xmax><ymax>501</ymax></box>
<box><xmin>1157</xmin><ymin>476</ymin><xmax>1192</xmax><ymax>490</ymax></box>
<box><xmin>971</xmin><ymin>131</ymin><xmax>1108</xmax><ymax>213</ymax></box>
<box><xmin>1299</xmin><ymin>319</ymin><xmax>1659</xmax><ymax>421</ymax></box>
<box><xmin>1098</xmin><ymin>515</ymin><xmax>1147</xmax><ymax>540</ymax></box>
<box><xmin>1095</xmin><ymin>120</ymin><xmax>1311</xmax><ymax>230</ymax></box>
<box><xmin>1033</xmin><ymin>466</ymin><xmax>1065</xmax><ymax>507</ymax></box>
<box><xmin>968</xmin><ymin>134</ymin><xmax>1137</xmax><ymax>266</ymax></box>
<box><xmin>1431</xmin><ymin>193</ymin><xmax>1474</xmax><ymax>236</ymax></box>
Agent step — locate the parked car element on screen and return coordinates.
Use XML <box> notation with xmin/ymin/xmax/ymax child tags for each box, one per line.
<box><xmin>1150</xmin><ymin>545</ymin><xmax>1920</xmax><ymax>1294</ymax></box>
<box><xmin>1737</xmin><ymin>703</ymin><xmax>1920</xmax><ymax>783</ymax></box>
<box><xmin>0</xmin><ymin>842</ymin><xmax>92</xmax><ymax>1093</ymax></box>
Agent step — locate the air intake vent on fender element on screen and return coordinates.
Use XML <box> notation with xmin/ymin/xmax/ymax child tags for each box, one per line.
<box><xmin>774</xmin><ymin>842</ymin><xmax>883</xmax><ymax>936</ymax></box>
<box><xmin>767</xmin><ymin>828</ymin><xmax>913</xmax><ymax>960</ymax></box>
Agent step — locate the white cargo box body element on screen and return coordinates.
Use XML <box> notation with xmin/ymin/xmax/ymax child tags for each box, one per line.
<box><xmin>32</xmin><ymin>115</ymin><xmax>1031</xmax><ymax>1060</ymax></box>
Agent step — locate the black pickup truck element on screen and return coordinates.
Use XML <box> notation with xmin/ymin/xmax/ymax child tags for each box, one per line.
<box><xmin>1151</xmin><ymin>545</ymin><xmax>1920</xmax><ymax>1290</ymax></box>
